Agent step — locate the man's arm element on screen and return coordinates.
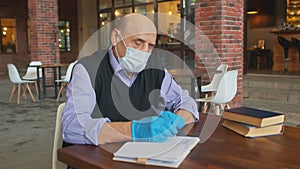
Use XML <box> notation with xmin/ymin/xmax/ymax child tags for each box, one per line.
<box><xmin>161</xmin><ymin>70</ymin><xmax>199</xmax><ymax>123</ymax></box>
<box><xmin>98</xmin><ymin>122</ymin><xmax>132</xmax><ymax>144</ymax></box>
<box><xmin>99</xmin><ymin>111</ymin><xmax>186</xmax><ymax>144</ymax></box>
<box><xmin>62</xmin><ymin>64</ymin><xmax>108</xmax><ymax>145</ymax></box>
<box><xmin>175</xmin><ymin>109</ymin><xmax>195</xmax><ymax>125</ymax></box>
<box><xmin>62</xmin><ymin>64</ymin><xmax>133</xmax><ymax>145</ymax></box>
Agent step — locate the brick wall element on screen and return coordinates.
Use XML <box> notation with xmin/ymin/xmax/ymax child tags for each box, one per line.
<box><xmin>28</xmin><ymin>0</ymin><xmax>59</xmax><ymax>84</ymax></box>
<box><xmin>0</xmin><ymin>0</ymin><xmax>29</xmax><ymax>77</ymax></box>
<box><xmin>28</xmin><ymin>0</ymin><xmax>59</xmax><ymax>64</ymax></box>
<box><xmin>195</xmin><ymin>0</ymin><xmax>244</xmax><ymax>107</ymax></box>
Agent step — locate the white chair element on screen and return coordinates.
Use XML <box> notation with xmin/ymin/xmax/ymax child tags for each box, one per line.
<box><xmin>216</xmin><ymin>63</ymin><xmax>228</xmax><ymax>73</ymax></box>
<box><xmin>55</xmin><ymin>60</ymin><xmax>77</xmax><ymax>101</ymax></box>
<box><xmin>196</xmin><ymin>70</ymin><xmax>238</xmax><ymax>115</ymax></box>
<box><xmin>201</xmin><ymin>73</ymin><xmax>223</xmax><ymax>93</ymax></box>
<box><xmin>200</xmin><ymin>64</ymin><xmax>228</xmax><ymax>112</ymax></box>
<box><xmin>52</xmin><ymin>103</ymin><xmax>67</xmax><ymax>169</ymax></box>
<box><xmin>22</xmin><ymin>61</ymin><xmax>43</xmax><ymax>96</ymax></box>
<box><xmin>7</xmin><ymin>64</ymin><xmax>36</xmax><ymax>104</ymax></box>
<box><xmin>201</xmin><ymin>64</ymin><xmax>228</xmax><ymax>92</ymax></box>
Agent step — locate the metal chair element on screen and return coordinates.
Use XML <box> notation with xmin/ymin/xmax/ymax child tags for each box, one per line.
<box><xmin>277</xmin><ymin>36</ymin><xmax>292</xmax><ymax>73</ymax></box>
<box><xmin>55</xmin><ymin>61</ymin><xmax>77</xmax><ymax>101</ymax></box>
<box><xmin>52</xmin><ymin>103</ymin><xmax>67</xmax><ymax>169</ymax></box>
<box><xmin>7</xmin><ymin>64</ymin><xmax>36</xmax><ymax>104</ymax></box>
<box><xmin>291</xmin><ymin>37</ymin><xmax>300</xmax><ymax>63</ymax></box>
<box><xmin>22</xmin><ymin>61</ymin><xmax>43</xmax><ymax>96</ymax></box>
<box><xmin>195</xmin><ymin>70</ymin><xmax>238</xmax><ymax>115</ymax></box>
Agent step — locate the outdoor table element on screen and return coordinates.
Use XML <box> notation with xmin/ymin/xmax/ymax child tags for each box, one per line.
<box><xmin>57</xmin><ymin>114</ymin><xmax>300</xmax><ymax>169</ymax></box>
<box><xmin>35</xmin><ymin>63</ymin><xmax>69</xmax><ymax>99</ymax></box>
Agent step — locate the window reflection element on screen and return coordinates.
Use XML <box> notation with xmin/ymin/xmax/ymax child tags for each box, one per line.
<box><xmin>1</xmin><ymin>18</ymin><xmax>16</xmax><ymax>53</ymax></box>
<box><xmin>99</xmin><ymin>13</ymin><xmax>111</xmax><ymax>27</ymax></box>
<box><xmin>157</xmin><ymin>1</ymin><xmax>181</xmax><ymax>44</ymax></box>
<box><xmin>99</xmin><ymin>0</ymin><xmax>112</xmax><ymax>10</ymax></box>
<box><xmin>114</xmin><ymin>7</ymin><xmax>132</xmax><ymax>19</ymax></box>
<box><xmin>115</xmin><ymin>0</ymin><xmax>132</xmax><ymax>8</ymax></box>
<box><xmin>135</xmin><ymin>4</ymin><xmax>154</xmax><ymax>14</ymax></box>
<box><xmin>58</xmin><ymin>20</ymin><xmax>71</xmax><ymax>52</ymax></box>
<box><xmin>135</xmin><ymin>0</ymin><xmax>153</xmax><ymax>4</ymax></box>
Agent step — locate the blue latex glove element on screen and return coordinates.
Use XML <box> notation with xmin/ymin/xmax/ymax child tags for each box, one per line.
<box><xmin>132</xmin><ymin>111</ymin><xmax>185</xmax><ymax>142</ymax></box>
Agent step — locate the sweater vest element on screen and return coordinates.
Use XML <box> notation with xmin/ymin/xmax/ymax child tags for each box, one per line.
<box><xmin>79</xmin><ymin>51</ymin><xmax>165</xmax><ymax>122</ymax></box>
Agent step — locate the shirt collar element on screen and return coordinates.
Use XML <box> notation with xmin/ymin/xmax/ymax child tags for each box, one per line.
<box><xmin>109</xmin><ymin>47</ymin><xmax>122</xmax><ymax>73</ymax></box>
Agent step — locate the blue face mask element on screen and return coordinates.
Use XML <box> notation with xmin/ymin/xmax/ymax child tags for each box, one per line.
<box><xmin>115</xmin><ymin>33</ymin><xmax>151</xmax><ymax>73</ymax></box>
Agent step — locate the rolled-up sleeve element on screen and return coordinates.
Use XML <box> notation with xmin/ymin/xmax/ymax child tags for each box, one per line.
<box><xmin>161</xmin><ymin>69</ymin><xmax>199</xmax><ymax>121</ymax></box>
<box><xmin>61</xmin><ymin>64</ymin><xmax>110</xmax><ymax>145</ymax></box>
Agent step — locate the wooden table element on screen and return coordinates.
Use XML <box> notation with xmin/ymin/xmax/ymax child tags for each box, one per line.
<box><xmin>36</xmin><ymin>63</ymin><xmax>69</xmax><ymax>99</ymax></box>
<box><xmin>246</xmin><ymin>48</ymin><xmax>272</xmax><ymax>70</ymax></box>
<box><xmin>57</xmin><ymin>115</ymin><xmax>300</xmax><ymax>169</ymax></box>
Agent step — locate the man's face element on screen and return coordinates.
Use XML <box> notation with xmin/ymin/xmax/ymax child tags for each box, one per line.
<box><xmin>115</xmin><ymin>32</ymin><xmax>157</xmax><ymax>58</ymax></box>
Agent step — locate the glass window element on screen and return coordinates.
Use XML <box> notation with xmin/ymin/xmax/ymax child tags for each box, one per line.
<box><xmin>158</xmin><ymin>1</ymin><xmax>180</xmax><ymax>17</ymax></box>
<box><xmin>1</xmin><ymin>18</ymin><xmax>16</xmax><ymax>53</ymax></box>
<box><xmin>99</xmin><ymin>0</ymin><xmax>112</xmax><ymax>10</ymax></box>
<box><xmin>58</xmin><ymin>20</ymin><xmax>71</xmax><ymax>52</ymax></box>
<box><xmin>157</xmin><ymin>0</ymin><xmax>181</xmax><ymax>41</ymax></box>
<box><xmin>135</xmin><ymin>4</ymin><xmax>154</xmax><ymax>14</ymax></box>
<box><xmin>114</xmin><ymin>7</ymin><xmax>132</xmax><ymax>19</ymax></box>
<box><xmin>115</xmin><ymin>0</ymin><xmax>132</xmax><ymax>8</ymax></box>
<box><xmin>99</xmin><ymin>12</ymin><xmax>112</xmax><ymax>27</ymax></box>
<box><xmin>134</xmin><ymin>0</ymin><xmax>154</xmax><ymax>5</ymax></box>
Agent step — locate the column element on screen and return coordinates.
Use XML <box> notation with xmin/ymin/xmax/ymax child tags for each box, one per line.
<box><xmin>194</xmin><ymin>0</ymin><xmax>244</xmax><ymax>107</ymax></box>
<box><xmin>28</xmin><ymin>0</ymin><xmax>60</xmax><ymax>85</ymax></box>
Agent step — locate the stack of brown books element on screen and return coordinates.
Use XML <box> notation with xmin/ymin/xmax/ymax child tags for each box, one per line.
<box><xmin>222</xmin><ymin>107</ymin><xmax>285</xmax><ymax>138</ymax></box>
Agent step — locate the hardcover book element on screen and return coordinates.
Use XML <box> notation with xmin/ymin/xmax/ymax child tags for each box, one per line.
<box><xmin>113</xmin><ymin>136</ymin><xmax>200</xmax><ymax>168</ymax></box>
<box><xmin>222</xmin><ymin>106</ymin><xmax>285</xmax><ymax>127</ymax></box>
<box><xmin>222</xmin><ymin>119</ymin><xmax>284</xmax><ymax>138</ymax></box>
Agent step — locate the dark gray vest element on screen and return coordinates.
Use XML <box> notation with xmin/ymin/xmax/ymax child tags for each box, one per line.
<box><xmin>78</xmin><ymin>50</ymin><xmax>165</xmax><ymax>122</ymax></box>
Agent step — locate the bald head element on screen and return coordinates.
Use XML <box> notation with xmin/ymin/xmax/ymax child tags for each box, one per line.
<box><xmin>114</xmin><ymin>13</ymin><xmax>157</xmax><ymax>39</ymax></box>
<box><xmin>111</xmin><ymin>13</ymin><xmax>157</xmax><ymax>60</ymax></box>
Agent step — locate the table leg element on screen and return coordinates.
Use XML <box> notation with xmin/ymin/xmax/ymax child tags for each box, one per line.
<box><xmin>58</xmin><ymin>67</ymin><xmax>62</xmax><ymax>88</ymax></box>
<box><xmin>58</xmin><ymin>67</ymin><xmax>63</xmax><ymax>98</ymax></box>
<box><xmin>197</xmin><ymin>77</ymin><xmax>202</xmax><ymax>112</ymax></box>
<box><xmin>42</xmin><ymin>67</ymin><xmax>46</xmax><ymax>98</ymax></box>
<box><xmin>191</xmin><ymin>78</ymin><xmax>195</xmax><ymax>99</ymax></box>
<box><xmin>53</xmin><ymin>67</ymin><xmax>58</xmax><ymax>98</ymax></box>
<box><xmin>36</xmin><ymin>67</ymin><xmax>41</xmax><ymax>99</ymax></box>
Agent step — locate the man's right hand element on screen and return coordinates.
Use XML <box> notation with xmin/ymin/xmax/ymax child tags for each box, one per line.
<box><xmin>131</xmin><ymin>111</ymin><xmax>185</xmax><ymax>142</ymax></box>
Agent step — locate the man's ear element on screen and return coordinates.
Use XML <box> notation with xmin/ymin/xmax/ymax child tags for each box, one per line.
<box><xmin>111</xmin><ymin>29</ymin><xmax>120</xmax><ymax>46</ymax></box>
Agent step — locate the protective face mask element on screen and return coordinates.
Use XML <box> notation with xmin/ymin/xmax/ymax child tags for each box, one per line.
<box><xmin>115</xmin><ymin>33</ymin><xmax>151</xmax><ymax>73</ymax></box>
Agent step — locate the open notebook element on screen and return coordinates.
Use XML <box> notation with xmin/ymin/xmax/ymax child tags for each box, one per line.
<box><xmin>113</xmin><ymin>136</ymin><xmax>200</xmax><ymax>168</ymax></box>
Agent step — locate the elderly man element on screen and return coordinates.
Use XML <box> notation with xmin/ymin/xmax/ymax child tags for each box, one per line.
<box><xmin>61</xmin><ymin>13</ymin><xmax>199</xmax><ymax>145</ymax></box>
